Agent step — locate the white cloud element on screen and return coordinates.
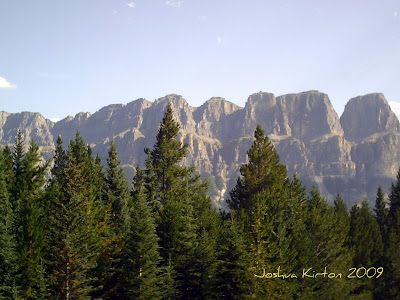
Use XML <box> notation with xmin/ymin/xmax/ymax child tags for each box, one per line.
<box><xmin>389</xmin><ymin>101</ymin><xmax>400</xmax><ymax>118</ymax></box>
<box><xmin>165</xmin><ymin>0</ymin><xmax>184</xmax><ymax>8</ymax></box>
<box><xmin>127</xmin><ymin>2</ymin><xmax>136</xmax><ymax>8</ymax></box>
<box><xmin>0</xmin><ymin>76</ymin><xmax>17</xmax><ymax>89</ymax></box>
<box><xmin>217</xmin><ymin>36</ymin><xmax>222</xmax><ymax>44</ymax></box>
<box><xmin>394</xmin><ymin>11</ymin><xmax>399</xmax><ymax>18</ymax></box>
<box><xmin>50</xmin><ymin>117</ymin><xmax>60</xmax><ymax>123</ymax></box>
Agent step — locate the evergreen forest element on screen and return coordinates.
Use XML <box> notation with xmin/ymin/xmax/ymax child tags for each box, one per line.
<box><xmin>1</xmin><ymin>103</ymin><xmax>400</xmax><ymax>299</ymax></box>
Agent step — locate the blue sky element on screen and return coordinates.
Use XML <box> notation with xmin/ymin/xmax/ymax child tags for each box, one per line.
<box><xmin>1</xmin><ymin>0</ymin><xmax>399</xmax><ymax>121</ymax></box>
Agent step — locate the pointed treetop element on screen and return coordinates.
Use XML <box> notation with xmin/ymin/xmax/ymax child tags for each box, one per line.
<box><xmin>334</xmin><ymin>194</ymin><xmax>348</xmax><ymax>216</ymax></box>
<box><xmin>229</xmin><ymin>124</ymin><xmax>287</xmax><ymax>210</ymax></box>
<box><xmin>150</xmin><ymin>102</ymin><xmax>187</xmax><ymax>168</ymax></box>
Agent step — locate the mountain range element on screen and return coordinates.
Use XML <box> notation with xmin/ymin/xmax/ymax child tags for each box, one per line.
<box><xmin>1</xmin><ymin>91</ymin><xmax>399</xmax><ymax>209</ymax></box>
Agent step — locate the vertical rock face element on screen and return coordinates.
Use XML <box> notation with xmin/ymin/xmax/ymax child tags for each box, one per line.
<box><xmin>193</xmin><ymin>97</ymin><xmax>241</xmax><ymax>139</ymax></box>
<box><xmin>1</xmin><ymin>91</ymin><xmax>400</xmax><ymax>207</ymax></box>
<box><xmin>340</xmin><ymin>93</ymin><xmax>400</xmax><ymax>200</ymax></box>
<box><xmin>278</xmin><ymin>91</ymin><xmax>344</xmax><ymax>140</ymax></box>
<box><xmin>239</xmin><ymin>92</ymin><xmax>291</xmax><ymax>137</ymax></box>
<box><xmin>341</xmin><ymin>93</ymin><xmax>400</xmax><ymax>142</ymax></box>
<box><xmin>0</xmin><ymin>112</ymin><xmax>54</xmax><ymax>159</ymax></box>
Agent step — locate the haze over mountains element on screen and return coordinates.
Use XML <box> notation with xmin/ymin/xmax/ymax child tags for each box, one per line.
<box><xmin>1</xmin><ymin>91</ymin><xmax>399</xmax><ymax>208</ymax></box>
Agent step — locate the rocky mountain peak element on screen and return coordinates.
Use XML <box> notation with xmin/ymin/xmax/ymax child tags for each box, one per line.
<box><xmin>278</xmin><ymin>91</ymin><xmax>343</xmax><ymax>140</ymax></box>
<box><xmin>194</xmin><ymin>97</ymin><xmax>240</xmax><ymax>123</ymax></box>
<box><xmin>340</xmin><ymin>93</ymin><xmax>400</xmax><ymax>142</ymax></box>
<box><xmin>154</xmin><ymin>94</ymin><xmax>188</xmax><ymax>108</ymax></box>
<box><xmin>240</xmin><ymin>91</ymin><xmax>343</xmax><ymax>140</ymax></box>
<box><xmin>151</xmin><ymin>94</ymin><xmax>195</xmax><ymax>133</ymax></box>
<box><xmin>1</xmin><ymin>91</ymin><xmax>400</xmax><ymax>207</ymax></box>
<box><xmin>241</xmin><ymin>92</ymin><xmax>290</xmax><ymax>136</ymax></box>
<box><xmin>192</xmin><ymin>97</ymin><xmax>241</xmax><ymax>139</ymax></box>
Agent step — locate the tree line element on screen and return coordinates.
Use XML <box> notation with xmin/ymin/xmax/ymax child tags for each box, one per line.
<box><xmin>0</xmin><ymin>103</ymin><xmax>399</xmax><ymax>299</ymax></box>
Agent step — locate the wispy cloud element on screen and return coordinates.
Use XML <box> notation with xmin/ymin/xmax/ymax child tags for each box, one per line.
<box><xmin>127</xmin><ymin>2</ymin><xmax>136</xmax><ymax>8</ymax></box>
<box><xmin>389</xmin><ymin>101</ymin><xmax>400</xmax><ymax>119</ymax></box>
<box><xmin>0</xmin><ymin>76</ymin><xmax>17</xmax><ymax>89</ymax></box>
<box><xmin>217</xmin><ymin>36</ymin><xmax>222</xmax><ymax>45</ymax></box>
<box><xmin>394</xmin><ymin>11</ymin><xmax>399</xmax><ymax>18</ymax></box>
<box><xmin>165</xmin><ymin>0</ymin><xmax>184</xmax><ymax>8</ymax></box>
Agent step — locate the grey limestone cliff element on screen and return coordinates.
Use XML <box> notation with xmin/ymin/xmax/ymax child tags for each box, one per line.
<box><xmin>1</xmin><ymin>91</ymin><xmax>399</xmax><ymax>208</ymax></box>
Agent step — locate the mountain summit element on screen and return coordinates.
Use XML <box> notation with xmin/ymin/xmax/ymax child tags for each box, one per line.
<box><xmin>1</xmin><ymin>91</ymin><xmax>399</xmax><ymax>207</ymax></box>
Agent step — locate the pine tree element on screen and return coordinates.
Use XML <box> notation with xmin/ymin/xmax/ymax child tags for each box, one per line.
<box><xmin>144</xmin><ymin>103</ymin><xmax>190</xmax><ymax>208</ymax></box>
<box><xmin>0</xmin><ymin>151</ymin><xmax>18</xmax><ymax>299</ymax></box>
<box><xmin>295</xmin><ymin>188</ymin><xmax>353</xmax><ymax>299</ymax></box>
<box><xmin>10</xmin><ymin>138</ymin><xmax>50</xmax><ymax>299</ymax></box>
<box><xmin>228</xmin><ymin>124</ymin><xmax>287</xmax><ymax>211</ymax></box>
<box><xmin>374</xmin><ymin>186</ymin><xmax>388</xmax><ymax>238</ymax></box>
<box><xmin>93</xmin><ymin>139</ymin><xmax>131</xmax><ymax>299</ymax></box>
<box><xmin>348</xmin><ymin>199</ymin><xmax>383</xmax><ymax>297</ymax></box>
<box><xmin>52</xmin><ymin>136</ymin><xmax>67</xmax><ymax>179</ymax></box>
<box><xmin>43</xmin><ymin>136</ymin><xmax>66</xmax><ymax>294</ymax></box>
<box><xmin>119</xmin><ymin>183</ymin><xmax>161</xmax><ymax>299</ymax></box>
<box><xmin>212</xmin><ymin>217</ymin><xmax>252</xmax><ymax>299</ymax></box>
<box><xmin>48</xmin><ymin>132</ymin><xmax>104</xmax><ymax>299</ymax></box>
<box><xmin>105</xmin><ymin>138</ymin><xmax>130</xmax><ymax>230</ymax></box>
<box><xmin>228</xmin><ymin>125</ymin><xmax>308</xmax><ymax>299</ymax></box>
<box><xmin>142</xmin><ymin>103</ymin><xmax>218</xmax><ymax>299</ymax></box>
<box><xmin>1</xmin><ymin>146</ymin><xmax>14</xmax><ymax>191</ymax></box>
<box><xmin>378</xmin><ymin>168</ymin><xmax>400</xmax><ymax>299</ymax></box>
<box><xmin>389</xmin><ymin>168</ymin><xmax>400</xmax><ymax>224</ymax></box>
<box><xmin>10</xmin><ymin>130</ymin><xmax>25</xmax><ymax>210</ymax></box>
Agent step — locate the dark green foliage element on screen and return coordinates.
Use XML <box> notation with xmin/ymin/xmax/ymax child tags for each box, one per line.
<box><xmin>0</xmin><ymin>151</ymin><xmax>18</xmax><ymax>299</ymax></box>
<box><xmin>213</xmin><ymin>218</ymin><xmax>252</xmax><ymax>299</ymax></box>
<box><xmin>47</xmin><ymin>132</ymin><xmax>106</xmax><ymax>299</ymax></box>
<box><xmin>11</xmin><ymin>138</ymin><xmax>50</xmax><ymax>299</ymax></box>
<box><xmin>119</xmin><ymin>185</ymin><xmax>161</xmax><ymax>299</ymax></box>
<box><xmin>334</xmin><ymin>194</ymin><xmax>348</xmax><ymax>217</ymax></box>
<box><xmin>349</xmin><ymin>199</ymin><xmax>383</xmax><ymax>297</ymax></box>
<box><xmin>300</xmin><ymin>188</ymin><xmax>352</xmax><ymax>299</ymax></box>
<box><xmin>377</xmin><ymin>168</ymin><xmax>400</xmax><ymax>299</ymax></box>
<box><xmin>11</xmin><ymin>130</ymin><xmax>25</xmax><ymax>205</ymax></box>
<box><xmin>2</xmin><ymin>114</ymin><xmax>400</xmax><ymax>299</ymax></box>
<box><xmin>228</xmin><ymin>126</ymin><xmax>304</xmax><ymax>299</ymax></box>
<box><xmin>374</xmin><ymin>186</ymin><xmax>388</xmax><ymax>237</ymax></box>
<box><xmin>389</xmin><ymin>168</ymin><xmax>400</xmax><ymax>225</ymax></box>
<box><xmin>1</xmin><ymin>146</ymin><xmax>14</xmax><ymax>191</ymax></box>
<box><xmin>105</xmin><ymin>139</ymin><xmax>130</xmax><ymax>231</ymax></box>
<box><xmin>141</xmin><ymin>103</ymin><xmax>219</xmax><ymax>299</ymax></box>
<box><xmin>51</xmin><ymin>136</ymin><xmax>67</xmax><ymax>179</ymax></box>
<box><xmin>228</xmin><ymin>124</ymin><xmax>287</xmax><ymax>211</ymax></box>
<box><xmin>94</xmin><ymin>139</ymin><xmax>132</xmax><ymax>299</ymax></box>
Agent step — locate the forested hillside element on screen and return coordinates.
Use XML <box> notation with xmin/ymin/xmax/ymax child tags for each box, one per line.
<box><xmin>1</xmin><ymin>104</ymin><xmax>399</xmax><ymax>299</ymax></box>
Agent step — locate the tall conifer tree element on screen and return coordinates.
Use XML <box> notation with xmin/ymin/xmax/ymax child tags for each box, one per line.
<box><xmin>374</xmin><ymin>186</ymin><xmax>388</xmax><ymax>237</ymax></box>
<box><xmin>228</xmin><ymin>125</ymin><xmax>287</xmax><ymax>211</ymax></box>
<box><xmin>380</xmin><ymin>169</ymin><xmax>400</xmax><ymax>299</ymax></box>
<box><xmin>348</xmin><ymin>199</ymin><xmax>383</xmax><ymax>297</ymax></box>
<box><xmin>119</xmin><ymin>180</ymin><xmax>161</xmax><ymax>299</ymax></box>
<box><xmin>0</xmin><ymin>151</ymin><xmax>18</xmax><ymax>299</ymax></box>
<box><xmin>142</xmin><ymin>103</ymin><xmax>218</xmax><ymax>299</ymax></box>
<box><xmin>94</xmin><ymin>139</ymin><xmax>131</xmax><ymax>299</ymax></box>
<box><xmin>10</xmin><ymin>137</ymin><xmax>49</xmax><ymax>299</ymax></box>
<box><xmin>105</xmin><ymin>139</ymin><xmax>130</xmax><ymax>230</ymax></box>
<box><xmin>228</xmin><ymin>125</ymin><xmax>307</xmax><ymax>298</ymax></box>
<box><xmin>48</xmin><ymin>132</ymin><xmax>104</xmax><ymax>299</ymax></box>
